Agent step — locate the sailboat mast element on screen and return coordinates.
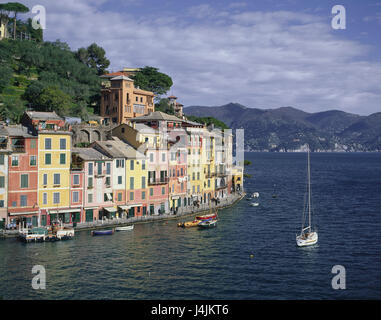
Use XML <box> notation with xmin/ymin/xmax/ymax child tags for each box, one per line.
<box><xmin>307</xmin><ymin>145</ymin><xmax>311</xmax><ymax>228</ymax></box>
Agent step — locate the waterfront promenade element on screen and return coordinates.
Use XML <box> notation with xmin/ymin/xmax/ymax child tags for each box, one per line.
<box><xmin>1</xmin><ymin>192</ymin><xmax>245</xmax><ymax>238</ymax></box>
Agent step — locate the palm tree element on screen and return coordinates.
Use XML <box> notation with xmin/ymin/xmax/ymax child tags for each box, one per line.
<box><xmin>5</xmin><ymin>2</ymin><xmax>29</xmax><ymax>40</ymax></box>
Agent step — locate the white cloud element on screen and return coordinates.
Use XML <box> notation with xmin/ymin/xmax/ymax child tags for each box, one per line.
<box><xmin>20</xmin><ymin>0</ymin><xmax>381</xmax><ymax>115</ymax></box>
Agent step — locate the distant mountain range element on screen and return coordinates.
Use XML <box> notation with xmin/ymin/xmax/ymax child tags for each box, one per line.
<box><xmin>184</xmin><ymin>103</ymin><xmax>381</xmax><ymax>152</ymax></box>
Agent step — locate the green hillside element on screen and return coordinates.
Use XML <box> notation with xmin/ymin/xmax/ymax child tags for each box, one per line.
<box><xmin>0</xmin><ymin>39</ymin><xmax>104</xmax><ymax>122</ymax></box>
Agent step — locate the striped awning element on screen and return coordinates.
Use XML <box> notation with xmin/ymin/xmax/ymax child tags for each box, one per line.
<box><xmin>104</xmin><ymin>207</ymin><xmax>117</xmax><ymax>213</ymax></box>
<box><xmin>118</xmin><ymin>205</ymin><xmax>130</xmax><ymax>210</ymax></box>
<box><xmin>9</xmin><ymin>211</ymin><xmax>39</xmax><ymax>216</ymax></box>
<box><xmin>49</xmin><ymin>209</ymin><xmax>81</xmax><ymax>214</ymax></box>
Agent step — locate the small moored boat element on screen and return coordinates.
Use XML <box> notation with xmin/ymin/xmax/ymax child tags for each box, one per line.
<box><xmin>198</xmin><ymin>219</ymin><xmax>217</xmax><ymax>229</ymax></box>
<box><xmin>195</xmin><ymin>211</ymin><xmax>218</xmax><ymax>221</ymax></box>
<box><xmin>115</xmin><ymin>225</ymin><xmax>134</xmax><ymax>231</ymax></box>
<box><xmin>91</xmin><ymin>229</ymin><xmax>114</xmax><ymax>236</ymax></box>
<box><xmin>250</xmin><ymin>202</ymin><xmax>259</xmax><ymax>207</ymax></box>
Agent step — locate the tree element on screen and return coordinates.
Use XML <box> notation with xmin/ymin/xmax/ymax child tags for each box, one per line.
<box><xmin>5</xmin><ymin>2</ymin><xmax>29</xmax><ymax>40</ymax></box>
<box><xmin>0</xmin><ymin>65</ymin><xmax>13</xmax><ymax>93</ymax></box>
<box><xmin>0</xmin><ymin>4</ymin><xmax>11</xmax><ymax>38</ymax></box>
<box><xmin>132</xmin><ymin>66</ymin><xmax>173</xmax><ymax>97</ymax></box>
<box><xmin>155</xmin><ymin>98</ymin><xmax>174</xmax><ymax>114</ymax></box>
<box><xmin>35</xmin><ymin>86</ymin><xmax>73</xmax><ymax>116</ymax></box>
<box><xmin>75</xmin><ymin>43</ymin><xmax>110</xmax><ymax>76</ymax></box>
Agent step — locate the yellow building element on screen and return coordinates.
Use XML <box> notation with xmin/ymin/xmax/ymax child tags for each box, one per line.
<box><xmin>202</xmin><ymin>130</ymin><xmax>215</xmax><ymax>204</ymax></box>
<box><xmin>37</xmin><ymin>131</ymin><xmax>73</xmax><ymax>224</ymax></box>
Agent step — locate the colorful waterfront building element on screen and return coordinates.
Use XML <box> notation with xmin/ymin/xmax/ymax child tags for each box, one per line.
<box><xmin>71</xmin><ymin>148</ymin><xmax>114</xmax><ymax>221</ymax></box>
<box><xmin>92</xmin><ymin>138</ymin><xmax>148</xmax><ymax>218</ymax></box>
<box><xmin>37</xmin><ymin>130</ymin><xmax>73</xmax><ymax>225</ymax></box>
<box><xmin>0</xmin><ymin>128</ymin><xmax>12</xmax><ymax>229</ymax></box>
<box><xmin>4</xmin><ymin>126</ymin><xmax>39</xmax><ymax>227</ymax></box>
<box><xmin>201</xmin><ymin>128</ymin><xmax>216</xmax><ymax>204</ymax></box>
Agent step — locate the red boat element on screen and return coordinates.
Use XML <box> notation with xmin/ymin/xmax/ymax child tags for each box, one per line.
<box><xmin>195</xmin><ymin>211</ymin><xmax>218</xmax><ymax>221</ymax></box>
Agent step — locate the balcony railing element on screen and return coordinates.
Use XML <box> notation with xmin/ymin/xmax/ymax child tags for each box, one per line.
<box><xmin>148</xmin><ymin>177</ymin><xmax>169</xmax><ymax>185</ymax></box>
<box><xmin>12</xmin><ymin>145</ymin><xmax>25</xmax><ymax>153</ymax></box>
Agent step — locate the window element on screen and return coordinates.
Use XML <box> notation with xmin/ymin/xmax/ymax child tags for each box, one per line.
<box><xmin>21</xmin><ymin>174</ymin><xmax>29</xmax><ymax>188</ymax></box>
<box><xmin>162</xmin><ymin>153</ymin><xmax>166</xmax><ymax>162</ymax></box>
<box><xmin>43</xmin><ymin>174</ymin><xmax>48</xmax><ymax>185</ymax></box>
<box><xmin>0</xmin><ymin>176</ymin><xmax>4</xmax><ymax>188</ymax></box>
<box><xmin>30</xmin><ymin>155</ymin><xmax>37</xmax><ymax>166</ymax></box>
<box><xmin>73</xmin><ymin>191</ymin><xmax>79</xmax><ymax>203</ymax></box>
<box><xmin>53</xmin><ymin>173</ymin><xmax>60</xmax><ymax>185</ymax></box>
<box><xmin>142</xmin><ymin>191</ymin><xmax>146</xmax><ymax>200</ymax></box>
<box><xmin>116</xmin><ymin>159</ymin><xmax>124</xmax><ymax>168</ymax></box>
<box><xmin>106</xmin><ymin>162</ymin><xmax>111</xmax><ymax>174</ymax></box>
<box><xmin>88</xmin><ymin>163</ymin><xmax>93</xmax><ymax>175</ymax></box>
<box><xmin>98</xmin><ymin>162</ymin><xmax>102</xmax><ymax>175</ymax></box>
<box><xmin>130</xmin><ymin>160</ymin><xmax>134</xmax><ymax>170</ymax></box>
<box><xmin>53</xmin><ymin>192</ymin><xmax>60</xmax><ymax>204</ymax></box>
<box><xmin>150</xmin><ymin>188</ymin><xmax>153</xmax><ymax>196</ymax></box>
<box><xmin>142</xmin><ymin>160</ymin><xmax>146</xmax><ymax>170</ymax></box>
<box><xmin>20</xmin><ymin>195</ymin><xmax>27</xmax><ymax>207</ymax></box>
<box><xmin>192</xmin><ymin>173</ymin><xmax>195</xmax><ymax>181</ymax></box>
<box><xmin>118</xmin><ymin>176</ymin><xmax>122</xmax><ymax>185</ymax></box>
<box><xmin>162</xmin><ymin>187</ymin><xmax>165</xmax><ymax>195</ymax></box>
<box><xmin>141</xmin><ymin>176</ymin><xmax>146</xmax><ymax>189</ymax></box>
<box><xmin>0</xmin><ymin>154</ymin><xmax>3</xmax><ymax>165</ymax></box>
<box><xmin>60</xmin><ymin>153</ymin><xmax>66</xmax><ymax>164</ymax></box>
<box><xmin>45</xmin><ymin>138</ymin><xmax>52</xmax><ymax>150</ymax></box>
<box><xmin>130</xmin><ymin>177</ymin><xmax>134</xmax><ymax>189</ymax></box>
<box><xmin>73</xmin><ymin>175</ymin><xmax>79</xmax><ymax>185</ymax></box>
<box><xmin>60</xmin><ymin>138</ymin><xmax>66</xmax><ymax>150</ymax></box>
<box><xmin>43</xmin><ymin>193</ymin><xmax>47</xmax><ymax>205</ymax></box>
<box><xmin>181</xmin><ymin>168</ymin><xmax>184</xmax><ymax>176</ymax></box>
<box><xmin>117</xmin><ymin>193</ymin><xmax>122</xmax><ymax>201</ymax></box>
<box><xmin>181</xmin><ymin>182</ymin><xmax>184</xmax><ymax>191</ymax></box>
<box><xmin>208</xmin><ymin>179</ymin><xmax>210</xmax><ymax>188</ymax></box>
<box><xmin>197</xmin><ymin>185</ymin><xmax>200</xmax><ymax>193</ymax></box>
<box><xmin>45</xmin><ymin>153</ymin><xmax>51</xmax><ymax>165</ymax></box>
<box><xmin>197</xmin><ymin>172</ymin><xmax>200</xmax><ymax>180</ymax></box>
<box><xmin>150</xmin><ymin>153</ymin><xmax>154</xmax><ymax>162</ymax></box>
<box><xmin>130</xmin><ymin>192</ymin><xmax>134</xmax><ymax>200</ymax></box>
<box><xmin>11</xmin><ymin>156</ymin><xmax>18</xmax><ymax>166</ymax></box>
<box><xmin>88</xmin><ymin>193</ymin><xmax>93</xmax><ymax>203</ymax></box>
<box><xmin>88</xmin><ymin>177</ymin><xmax>93</xmax><ymax>187</ymax></box>
<box><xmin>106</xmin><ymin>176</ymin><xmax>111</xmax><ymax>186</ymax></box>
<box><xmin>30</xmin><ymin>139</ymin><xmax>36</xmax><ymax>149</ymax></box>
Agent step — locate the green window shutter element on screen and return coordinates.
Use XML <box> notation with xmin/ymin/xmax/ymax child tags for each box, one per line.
<box><xmin>45</xmin><ymin>153</ymin><xmax>51</xmax><ymax>165</ymax></box>
<box><xmin>60</xmin><ymin>153</ymin><xmax>66</xmax><ymax>164</ymax></box>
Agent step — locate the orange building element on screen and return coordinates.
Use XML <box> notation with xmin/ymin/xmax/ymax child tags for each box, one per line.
<box><xmin>100</xmin><ymin>75</ymin><xmax>155</xmax><ymax>125</ymax></box>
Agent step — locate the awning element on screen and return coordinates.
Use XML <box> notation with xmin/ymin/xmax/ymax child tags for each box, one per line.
<box><xmin>104</xmin><ymin>207</ymin><xmax>117</xmax><ymax>213</ymax></box>
<box><xmin>118</xmin><ymin>205</ymin><xmax>130</xmax><ymax>210</ymax></box>
<box><xmin>9</xmin><ymin>211</ymin><xmax>39</xmax><ymax>216</ymax></box>
<box><xmin>171</xmin><ymin>196</ymin><xmax>180</xmax><ymax>200</ymax></box>
<box><xmin>49</xmin><ymin>209</ymin><xmax>81</xmax><ymax>214</ymax></box>
<box><xmin>128</xmin><ymin>204</ymin><xmax>142</xmax><ymax>208</ymax></box>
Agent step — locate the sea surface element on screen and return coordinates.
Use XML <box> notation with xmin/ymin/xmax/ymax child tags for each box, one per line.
<box><xmin>1</xmin><ymin>152</ymin><xmax>380</xmax><ymax>300</ymax></box>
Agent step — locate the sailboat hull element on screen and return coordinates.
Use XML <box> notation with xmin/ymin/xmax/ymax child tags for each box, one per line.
<box><xmin>296</xmin><ymin>232</ymin><xmax>318</xmax><ymax>247</ymax></box>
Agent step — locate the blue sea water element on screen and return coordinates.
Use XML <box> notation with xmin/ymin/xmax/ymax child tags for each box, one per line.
<box><xmin>0</xmin><ymin>152</ymin><xmax>380</xmax><ymax>300</ymax></box>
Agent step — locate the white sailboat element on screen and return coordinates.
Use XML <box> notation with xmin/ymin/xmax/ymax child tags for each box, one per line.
<box><xmin>296</xmin><ymin>145</ymin><xmax>318</xmax><ymax>247</ymax></box>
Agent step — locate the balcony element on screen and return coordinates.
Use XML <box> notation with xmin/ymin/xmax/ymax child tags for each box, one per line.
<box><xmin>148</xmin><ymin>177</ymin><xmax>169</xmax><ymax>185</ymax></box>
<box><xmin>12</xmin><ymin>145</ymin><xmax>25</xmax><ymax>153</ymax></box>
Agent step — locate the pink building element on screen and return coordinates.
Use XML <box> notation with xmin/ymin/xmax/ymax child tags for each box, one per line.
<box><xmin>72</xmin><ymin>148</ymin><xmax>114</xmax><ymax>222</ymax></box>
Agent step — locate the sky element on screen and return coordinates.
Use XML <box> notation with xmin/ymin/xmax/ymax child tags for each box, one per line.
<box><xmin>13</xmin><ymin>0</ymin><xmax>381</xmax><ymax>115</ymax></box>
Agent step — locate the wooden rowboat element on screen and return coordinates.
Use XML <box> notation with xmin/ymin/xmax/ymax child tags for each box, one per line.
<box><xmin>115</xmin><ymin>225</ymin><xmax>134</xmax><ymax>231</ymax></box>
<box><xmin>198</xmin><ymin>219</ymin><xmax>217</xmax><ymax>229</ymax></box>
